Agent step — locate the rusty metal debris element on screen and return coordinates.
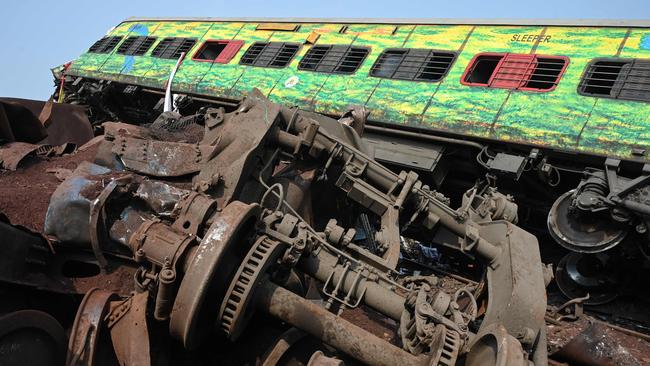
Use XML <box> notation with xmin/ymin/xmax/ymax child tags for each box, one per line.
<box><xmin>66</xmin><ymin>288</ymin><xmax>119</xmax><ymax>366</ymax></box>
<box><xmin>0</xmin><ymin>97</ymin><xmax>92</xmax><ymax>171</ymax></box>
<box><xmin>0</xmin><ymin>89</ymin><xmax>649</xmax><ymax>366</ymax></box>
<box><xmin>550</xmin><ymin>294</ymin><xmax>589</xmax><ymax>322</ymax></box>
<box><xmin>0</xmin><ymin>142</ymin><xmax>42</xmax><ymax>170</ymax></box>
<box><xmin>0</xmin><ymin>98</ymin><xmax>93</xmax><ymax>145</ymax></box>
<box><xmin>551</xmin><ymin>322</ymin><xmax>643</xmax><ymax>366</ymax></box>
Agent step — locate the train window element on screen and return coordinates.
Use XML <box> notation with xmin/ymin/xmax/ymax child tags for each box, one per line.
<box><xmin>298</xmin><ymin>45</ymin><xmax>370</xmax><ymax>74</ymax></box>
<box><xmin>117</xmin><ymin>36</ymin><xmax>157</xmax><ymax>56</ymax></box>
<box><xmin>151</xmin><ymin>38</ymin><xmax>198</xmax><ymax>59</ymax></box>
<box><xmin>463</xmin><ymin>54</ymin><xmax>502</xmax><ymax>84</ymax></box>
<box><xmin>579</xmin><ymin>58</ymin><xmax>650</xmax><ymax>102</ymax></box>
<box><xmin>462</xmin><ymin>53</ymin><xmax>568</xmax><ymax>92</ymax></box>
<box><xmin>88</xmin><ymin>36</ymin><xmax>122</xmax><ymax>54</ymax></box>
<box><xmin>239</xmin><ymin>42</ymin><xmax>300</xmax><ymax>68</ymax></box>
<box><xmin>193</xmin><ymin>40</ymin><xmax>244</xmax><ymax>63</ymax></box>
<box><xmin>369</xmin><ymin>48</ymin><xmax>457</xmax><ymax>82</ymax></box>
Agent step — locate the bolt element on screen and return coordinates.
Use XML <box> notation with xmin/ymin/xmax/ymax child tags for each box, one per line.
<box><xmin>160</xmin><ymin>268</ymin><xmax>176</xmax><ymax>283</ymax></box>
<box><xmin>135</xmin><ymin>249</ymin><xmax>145</xmax><ymax>262</ymax></box>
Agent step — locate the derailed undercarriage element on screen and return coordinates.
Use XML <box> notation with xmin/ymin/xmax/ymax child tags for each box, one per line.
<box><xmin>0</xmin><ymin>90</ymin><xmax>649</xmax><ymax>366</ymax></box>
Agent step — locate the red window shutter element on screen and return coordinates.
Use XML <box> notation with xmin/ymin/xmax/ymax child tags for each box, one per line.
<box><xmin>489</xmin><ymin>53</ymin><xmax>537</xmax><ymax>89</ymax></box>
<box><xmin>215</xmin><ymin>40</ymin><xmax>244</xmax><ymax>64</ymax></box>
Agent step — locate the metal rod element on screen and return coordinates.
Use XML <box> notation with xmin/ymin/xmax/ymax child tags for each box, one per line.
<box><xmin>164</xmin><ymin>52</ymin><xmax>186</xmax><ymax>112</ymax></box>
<box><xmin>591</xmin><ymin>319</ymin><xmax>650</xmax><ymax>342</ymax></box>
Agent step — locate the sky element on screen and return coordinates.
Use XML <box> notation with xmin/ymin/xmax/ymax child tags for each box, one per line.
<box><xmin>0</xmin><ymin>0</ymin><xmax>648</xmax><ymax>100</ymax></box>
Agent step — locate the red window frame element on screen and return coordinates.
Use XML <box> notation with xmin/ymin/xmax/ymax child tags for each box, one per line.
<box><xmin>192</xmin><ymin>40</ymin><xmax>244</xmax><ymax>64</ymax></box>
<box><xmin>461</xmin><ymin>52</ymin><xmax>569</xmax><ymax>92</ymax></box>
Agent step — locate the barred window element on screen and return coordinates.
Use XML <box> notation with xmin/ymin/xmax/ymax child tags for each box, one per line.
<box><xmin>117</xmin><ymin>36</ymin><xmax>157</xmax><ymax>56</ymax></box>
<box><xmin>88</xmin><ymin>36</ymin><xmax>122</xmax><ymax>54</ymax></box>
<box><xmin>370</xmin><ymin>48</ymin><xmax>457</xmax><ymax>82</ymax></box>
<box><xmin>151</xmin><ymin>38</ymin><xmax>197</xmax><ymax>59</ymax></box>
<box><xmin>579</xmin><ymin>58</ymin><xmax>650</xmax><ymax>102</ymax></box>
<box><xmin>193</xmin><ymin>40</ymin><xmax>244</xmax><ymax>63</ymax></box>
<box><xmin>239</xmin><ymin>42</ymin><xmax>300</xmax><ymax>68</ymax></box>
<box><xmin>298</xmin><ymin>45</ymin><xmax>370</xmax><ymax>74</ymax></box>
<box><xmin>461</xmin><ymin>53</ymin><xmax>568</xmax><ymax>92</ymax></box>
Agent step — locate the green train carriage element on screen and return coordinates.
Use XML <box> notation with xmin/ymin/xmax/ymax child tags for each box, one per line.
<box><xmin>57</xmin><ymin>18</ymin><xmax>650</xmax><ymax>303</ymax></box>
<box><xmin>65</xmin><ymin>18</ymin><xmax>650</xmax><ymax>160</ymax></box>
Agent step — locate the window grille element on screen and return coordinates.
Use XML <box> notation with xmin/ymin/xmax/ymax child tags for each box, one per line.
<box><xmin>88</xmin><ymin>36</ymin><xmax>122</xmax><ymax>54</ymax></box>
<box><xmin>579</xmin><ymin>58</ymin><xmax>650</xmax><ymax>102</ymax></box>
<box><xmin>239</xmin><ymin>42</ymin><xmax>300</xmax><ymax>68</ymax></box>
<box><xmin>151</xmin><ymin>38</ymin><xmax>198</xmax><ymax>59</ymax></box>
<box><xmin>117</xmin><ymin>36</ymin><xmax>156</xmax><ymax>56</ymax></box>
<box><xmin>370</xmin><ymin>48</ymin><xmax>457</xmax><ymax>82</ymax></box>
<box><xmin>462</xmin><ymin>53</ymin><xmax>568</xmax><ymax>92</ymax></box>
<box><xmin>298</xmin><ymin>45</ymin><xmax>369</xmax><ymax>74</ymax></box>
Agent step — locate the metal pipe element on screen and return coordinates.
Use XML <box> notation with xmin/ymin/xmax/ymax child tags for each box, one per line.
<box><xmin>255</xmin><ymin>280</ymin><xmax>426</xmax><ymax>366</ymax></box>
<box><xmin>622</xmin><ymin>199</ymin><xmax>650</xmax><ymax>216</ymax></box>
<box><xmin>154</xmin><ymin>268</ymin><xmax>176</xmax><ymax>321</ymax></box>
<box><xmin>164</xmin><ymin>52</ymin><xmax>186</xmax><ymax>112</ymax></box>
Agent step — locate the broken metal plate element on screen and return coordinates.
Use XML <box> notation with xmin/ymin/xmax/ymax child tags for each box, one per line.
<box><xmin>112</xmin><ymin>137</ymin><xmax>212</xmax><ymax>177</ymax></box>
<box><xmin>0</xmin><ymin>142</ymin><xmax>41</xmax><ymax>170</ymax></box>
<box><xmin>363</xmin><ymin>132</ymin><xmax>444</xmax><ymax>172</ymax></box>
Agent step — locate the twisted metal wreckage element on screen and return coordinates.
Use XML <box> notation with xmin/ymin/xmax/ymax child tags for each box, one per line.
<box><xmin>0</xmin><ymin>89</ymin><xmax>648</xmax><ymax>366</ymax></box>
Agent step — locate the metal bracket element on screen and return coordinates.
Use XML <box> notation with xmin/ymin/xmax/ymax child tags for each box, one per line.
<box><xmin>322</xmin><ymin>261</ymin><xmax>367</xmax><ymax>313</ymax></box>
